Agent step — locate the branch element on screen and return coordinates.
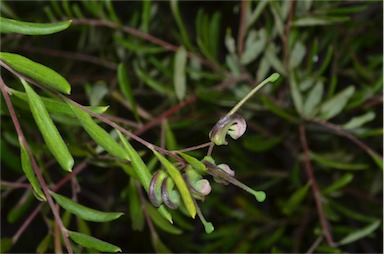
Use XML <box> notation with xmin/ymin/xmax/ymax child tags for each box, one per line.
<box><xmin>299</xmin><ymin>124</ymin><xmax>334</xmax><ymax>247</ymax></box>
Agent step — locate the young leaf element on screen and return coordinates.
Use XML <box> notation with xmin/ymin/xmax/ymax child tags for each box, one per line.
<box><xmin>337</xmin><ymin>220</ymin><xmax>381</xmax><ymax>246</ymax></box>
<box><xmin>174</xmin><ymin>46</ymin><xmax>187</xmax><ymax>101</ymax></box>
<box><xmin>67</xmin><ymin>230</ymin><xmax>121</xmax><ymax>253</ymax></box>
<box><xmin>20</xmin><ymin>142</ymin><xmax>46</xmax><ymax>201</ymax></box>
<box><xmin>66</xmin><ymin>101</ymin><xmax>129</xmax><ymax>160</ymax></box>
<box><xmin>0</xmin><ymin>52</ymin><xmax>71</xmax><ymax>94</ymax></box>
<box><xmin>310</xmin><ymin>152</ymin><xmax>368</xmax><ymax>170</ymax></box>
<box><xmin>152</xmin><ymin>149</ymin><xmax>196</xmax><ymax>218</ymax></box>
<box><xmin>320</xmin><ymin>86</ymin><xmax>355</xmax><ymax>120</ymax></box>
<box><xmin>116</xmin><ymin>131</ymin><xmax>173</xmax><ymax>223</ymax></box>
<box><xmin>50</xmin><ymin>191</ymin><xmax>123</xmax><ymax>222</ymax></box>
<box><xmin>0</xmin><ymin>17</ymin><xmax>71</xmax><ymax>35</ymax></box>
<box><xmin>22</xmin><ymin>81</ymin><xmax>74</xmax><ymax>172</ymax></box>
<box><xmin>342</xmin><ymin>111</ymin><xmax>376</xmax><ymax>130</ymax></box>
<box><xmin>178</xmin><ymin>152</ymin><xmax>206</xmax><ymax>174</ymax></box>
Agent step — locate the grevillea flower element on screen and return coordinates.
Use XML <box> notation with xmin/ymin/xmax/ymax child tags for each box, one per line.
<box><xmin>209</xmin><ymin>114</ymin><xmax>247</xmax><ymax>145</ymax></box>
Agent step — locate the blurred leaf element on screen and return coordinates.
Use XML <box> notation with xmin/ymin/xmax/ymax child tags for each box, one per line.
<box><xmin>246</xmin><ymin>0</ymin><xmax>268</xmax><ymax>30</ymax></box>
<box><xmin>292</xmin><ymin>16</ymin><xmax>349</xmax><ymax>26</ymax></box>
<box><xmin>289</xmin><ymin>75</ymin><xmax>304</xmax><ymax>115</ymax></box>
<box><xmin>66</xmin><ymin>101</ymin><xmax>129</xmax><ymax>160</ymax></box>
<box><xmin>152</xmin><ymin>149</ymin><xmax>196</xmax><ymax>218</ymax></box>
<box><xmin>243</xmin><ymin>135</ymin><xmax>284</xmax><ymax>153</ymax></box>
<box><xmin>0</xmin><ymin>52</ymin><xmax>71</xmax><ymax>94</ymax></box>
<box><xmin>342</xmin><ymin>111</ymin><xmax>376</xmax><ymax>130</ymax></box>
<box><xmin>320</xmin><ymin>86</ymin><xmax>355</xmax><ymax>120</ymax></box>
<box><xmin>0</xmin><ymin>17</ymin><xmax>71</xmax><ymax>35</ymax></box>
<box><xmin>7</xmin><ymin>191</ymin><xmax>35</xmax><ymax>223</ymax></box>
<box><xmin>0</xmin><ymin>238</ymin><xmax>12</xmax><ymax>253</ymax></box>
<box><xmin>170</xmin><ymin>0</ymin><xmax>193</xmax><ymax>50</ymax></box>
<box><xmin>337</xmin><ymin>220</ymin><xmax>381</xmax><ymax>246</ymax></box>
<box><xmin>367</xmin><ymin>151</ymin><xmax>383</xmax><ymax>170</ymax></box>
<box><xmin>316</xmin><ymin>46</ymin><xmax>333</xmax><ymax>75</ymax></box>
<box><xmin>129</xmin><ymin>178</ymin><xmax>145</xmax><ymax>231</ymax></box>
<box><xmin>303</xmin><ymin>80</ymin><xmax>323</xmax><ymax>117</ymax></box>
<box><xmin>283</xmin><ymin>182</ymin><xmax>310</xmax><ymax>215</ymax></box>
<box><xmin>134</xmin><ymin>63</ymin><xmax>173</xmax><ymax>96</ymax></box>
<box><xmin>117</xmin><ymin>63</ymin><xmax>139</xmax><ymax>122</ymax></box>
<box><xmin>22</xmin><ymin>81</ymin><xmax>74</xmax><ymax>171</ymax></box>
<box><xmin>322</xmin><ymin>173</ymin><xmax>353</xmax><ymax>195</ymax></box>
<box><xmin>289</xmin><ymin>41</ymin><xmax>306</xmax><ymax>69</ymax></box>
<box><xmin>20</xmin><ymin>142</ymin><xmax>46</xmax><ymax>201</ymax></box>
<box><xmin>260</xmin><ymin>95</ymin><xmax>298</xmax><ymax>122</ymax></box>
<box><xmin>241</xmin><ymin>28</ymin><xmax>267</xmax><ymax>65</ymax></box>
<box><xmin>164</xmin><ymin>121</ymin><xmax>177</xmax><ymax>151</ymax></box>
<box><xmin>36</xmin><ymin>234</ymin><xmax>52</xmax><ymax>254</ymax></box>
<box><xmin>68</xmin><ymin>230</ymin><xmax>121</xmax><ymax>253</ymax></box>
<box><xmin>265</xmin><ymin>44</ymin><xmax>286</xmax><ymax>75</ymax></box>
<box><xmin>310</xmin><ymin>152</ymin><xmax>368</xmax><ymax>170</ymax></box>
<box><xmin>152</xmin><ymin>236</ymin><xmax>171</xmax><ymax>253</ymax></box>
<box><xmin>146</xmin><ymin>202</ymin><xmax>182</xmax><ymax>234</ymax></box>
<box><xmin>86</xmin><ymin>82</ymin><xmax>108</xmax><ymax>107</ymax></box>
<box><xmin>174</xmin><ymin>46</ymin><xmax>187</xmax><ymax>101</ymax></box>
<box><xmin>50</xmin><ymin>191</ymin><xmax>123</xmax><ymax>222</ymax></box>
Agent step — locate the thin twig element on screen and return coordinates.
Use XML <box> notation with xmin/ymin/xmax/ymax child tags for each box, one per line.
<box><xmin>310</xmin><ymin>118</ymin><xmax>383</xmax><ymax>161</ymax></box>
<box><xmin>299</xmin><ymin>124</ymin><xmax>334</xmax><ymax>247</ymax></box>
<box><xmin>306</xmin><ymin>236</ymin><xmax>323</xmax><ymax>254</ymax></box>
<box><xmin>172</xmin><ymin>142</ymin><xmax>212</xmax><ymax>154</ymax></box>
<box><xmin>0</xmin><ymin>76</ymin><xmax>73</xmax><ymax>254</ymax></box>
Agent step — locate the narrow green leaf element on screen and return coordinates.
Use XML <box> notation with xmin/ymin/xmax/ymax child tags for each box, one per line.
<box><xmin>342</xmin><ymin>112</ymin><xmax>376</xmax><ymax>130</ymax></box>
<box><xmin>170</xmin><ymin>0</ymin><xmax>193</xmax><ymax>50</ymax></box>
<box><xmin>320</xmin><ymin>86</ymin><xmax>355</xmax><ymax>120</ymax></box>
<box><xmin>260</xmin><ymin>95</ymin><xmax>298</xmax><ymax>122</ymax></box>
<box><xmin>22</xmin><ymin>81</ymin><xmax>74</xmax><ymax>172</ymax></box>
<box><xmin>174</xmin><ymin>46</ymin><xmax>187</xmax><ymax>101</ymax></box>
<box><xmin>117</xmin><ymin>131</ymin><xmax>151</xmax><ymax>191</ymax></box>
<box><xmin>289</xmin><ymin>41</ymin><xmax>306</xmax><ymax>69</ymax></box>
<box><xmin>152</xmin><ymin>236</ymin><xmax>171</xmax><ymax>253</ymax></box>
<box><xmin>322</xmin><ymin>173</ymin><xmax>354</xmax><ymax>195</ymax></box>
<box><xmin>134</xmin><ymin>63</ymin><xmax>173</xmax><ymax>96</ymax></box>
<box><xmin>303</xmin><ymin>80</ymin><xmax>324</xmax><ymax>117</ymax></box>
<box><xmin>178</xmin><ymin>152</ymin><xmax>206</xmax><ymax>174</ymax></box>
<box><xmin>7</xmin><ymin>191</ymin><xmax>35</xmax><ymax>223</ymax></box>
<box><xmin>289</xmin><ymin>75</ymin><xmax>303</xmax><ymax>115</ymax></box>
<box><xmin>116</xmin><ymin>131</ymin><xmax>173</xmax><ymax>223</ymax></box>
<box><xmin>292</xmin><ymin>16</ymin><xmax>349</xmax><ymax>26</ymax></box>
<box><xmin>36</xmin><ymin>234</ymin><xmax>51</xmax><ymax>254</ymax></box>
<box><xmin>146</xmin><ymin>203</ymin><xmax>182</xmax><ymax>234</ymax></box>
<box><xmin>129</xmin><ymin>179</ymin><xmax>145</xmax><ymax>231</ymax></box>
<box><xmin>20</xmin><ymin>142</ymin><xmax>46</xmax><ymax>201</ymax></box>
<box><xmin>117</xmin><ymin>63</ymin><xmax>140</xmax><ymax>122</ymax></box>
<box><xmin>0</xmin><ymin>52</ymin><xmax>71</xmax><ymax>94</ymax></box>
<box><xmin>67</xmin><ymin>230</ymin><xmax>121</xmax><ymax>253</ymax></box>
<box><xmin>11</xmin><ymin>88</ymin><xmax>108</xmax><ymax>116</ymax></box>
<box><xmin>283</xmin><ymin>182</ymin><xmax>310</xmax><ymax>215</ymax></box>
<box><xmin>0</xmin><ymin>17</ymin><xmax>71</xmax><ymax>35</ymax></box>
<box><xmin>66</xmin><ymin>101</ymin><xmax>129</xmax><ymax>160</ymax></box>
<box><xmin>337</xmin><ymin>220</ymin><xmax>381</xmax><ymax>246</ymax></box>
<box><xmin>152</xmin><ymin>149</ymin><xmax>196</xmax><ymax>218</ymax></box>
<box><xmin>243</xmin><ymin>135</ymin><xmax>284</xmax><ymax>153</ymax></box>
<box><xmin>368</xmin><ymin>151</ymin><xmax>383</xmax><ymax>170</ymax></box>
<box><xmin>310</xmin><ymin>152</ymin><xmax>368</xmax><ymax>170</ymax></box>
<box><xmin>50</xmin><ymin>191</ymin><xmax>123</xmax><ymax>222</ymax></box>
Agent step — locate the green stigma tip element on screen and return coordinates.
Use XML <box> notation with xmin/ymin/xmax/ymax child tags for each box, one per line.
<box><xmin>269</xmin><ymin>73</ymin><xmax>280</xmax><ymax>82</ymax></box>
<box><xmin>204</xmin><ymin>222</ymin><xmax>214</xmax><ymax>234</ymax></box>
<box><xmin>253</xmin><ymin>191</ymin><xmax>266</xmax><ymax>202</ymax></box>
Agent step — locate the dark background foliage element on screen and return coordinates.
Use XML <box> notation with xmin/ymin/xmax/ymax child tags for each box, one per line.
<box><xmin>1</xmin><ymin>1</ymin><xmax>383</xmax><ymax>253</ymax></box>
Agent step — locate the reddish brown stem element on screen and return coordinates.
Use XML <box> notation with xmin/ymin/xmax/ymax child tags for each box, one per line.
<box><xmin>299</xmin><ymin>124</ymin><xmax>334</xmax><ymax>246</ymax></box>
<box><xmin>237</xmin><ymin>0</ymin><xmax>247</xmax><ymax>57</ymax></box>
<box><xmin>0</xmin><ymin>76</ymin><xmax>73</xmax><ymax>254</ymax></box>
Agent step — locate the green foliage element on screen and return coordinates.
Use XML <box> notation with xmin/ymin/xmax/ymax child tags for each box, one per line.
<box><xmin>1</xmin><ymin>1</ymin><xmax>382</xmax><ymax>253</ymax></box>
